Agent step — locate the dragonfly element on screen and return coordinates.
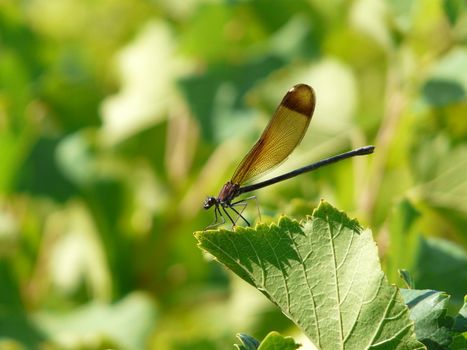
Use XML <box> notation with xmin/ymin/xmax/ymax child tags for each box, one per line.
<box><xmin>203</xmin><ymin>84</ymin><xmax>374</xmax><ymax>228</ymax></box>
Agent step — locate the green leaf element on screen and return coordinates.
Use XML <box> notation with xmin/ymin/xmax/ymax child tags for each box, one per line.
<box><xmin>453</xmin><ymin>296</ymin><xmax>467</xmax><ymax>333</ymax></box>
<box><xmin>421</xmin><ymin>48</ymin><xmax>467</xmax><ymax>107</ymax></box>
<box><xmin>399</xmin><ymin>269</ymin><xmax>415</xmax><ymax>289</ymax></box>
<box><xmin>234</xmin><ymin>332</ymin><xmax>300</xmax><ymax>350</ymax></box>
<box><xmin>385</xmin><ymin>199</ymin><xmax>422</xmax><ymax>284</ymax></box>
<box><xmin>443</xmin><ymin>0</ymin><xmax>465</xmax><ymax>25</ymax></box>
<box><xmin>235</xmin><ymin>333</ymin><xmax>260</xmax><ymax>350</ymax></box>
<box><xmin>400</xmin><ymin>289</ymin><xmax>453</xmax><ymax>348</ymax></box>
<box><xmin>32</xmin><ymin>292</ymin><xmax>157</xmax><ymax>350</ymax></box>
<box><xmin>451</xmin><ymin>295</ymin><xmax>467</xmax><ymax>349</ymax></box>
<box><xmin>0</xmin><ymin>263</ymin><xmax>44</xmax><ymax>348</ymax></box>
<box><xmin>258</xmin><ymin>331</ymin><xmax>300</xmax><ymax>350</ymax></box>
<box><xmin>15</xmin><ymin>136</ymin><xmax>77</xmax><ymax>202</ymax></box>
<box><xmin>179</xmin><ymin>56</ymin><xmax>284</xmax><ymax>143</ymax></box>
<box><xmin>412</xmin><ymin>237</ymin><xmax>467</xmax><ymax>305</ymax></box>
<box><xmin>195</xmin><ymin>201</ymin><xmax>425</xmax><ymax>350</ymax></box>
<box><xmin>422</xmin><ymin>79</ymin><xmax>465</xmax><ymax>107</ymax></box>
<box><xmin>400</xmin><ymin>290</ymin><xmax>467</xmax><ymax>349</ymax></box>
<box><xmin>413</xmin><ymin>140</ymin><xmax>467</xmax><ymax>215</ymax></box>
<box><xmin>450</xmin><ymin>334</ymin><xmax>467</xmax><ymax>350</ymax></box>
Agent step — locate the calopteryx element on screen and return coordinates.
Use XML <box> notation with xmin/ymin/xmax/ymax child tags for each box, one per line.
<box><xmin>204</xmin><ymin>84</ymin><xmax>374</xmax><ymax>228</ymax></box>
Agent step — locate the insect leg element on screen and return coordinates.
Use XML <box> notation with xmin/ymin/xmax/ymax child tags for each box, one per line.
<box><xmin>221</xmin><ymin>206</ymin><xmax>237</xmax><ymax>227</ymax></box>
<box><xmin>229</xmin><ymin>205</ymin><xmax>250</xmax><ymax>227</ymax></box>
<box><xmin>231</xmin><ymin>195</ymin><xmax>260</xmax><ymax>224</ymax></box>
<box><xmin>230</xmin><ymin>200</ymin><xmax>248</xmax><ymax>225</ymax></box>
<box><xmin>205</xmin><ymin>205</ymin><xmax>225</xmax><ymax>229</ymax></box>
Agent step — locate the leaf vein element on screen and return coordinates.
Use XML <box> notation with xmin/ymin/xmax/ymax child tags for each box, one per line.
<box><xmin>366</xmin><ymin>285</ymin><xmax>399</xmax><ymax>348</ymax></box>
<box><xmin>327</xmin><ymin>214</ymin><xmax>344</xmax><ymax>348</ymax></box>
<box><xmin>285</xmin><ymin>224</ymin><xmax>321</xmax><ymax>344</ymax></box>
<box><xmin>202</xmin><ymin>236</ymin><xmax>257</xmax><ymax>285</ymax></box>
<box><xmin>264</xmin><ymin>228</ymin><xmax>291</xmax><ymax>314</ymax></box>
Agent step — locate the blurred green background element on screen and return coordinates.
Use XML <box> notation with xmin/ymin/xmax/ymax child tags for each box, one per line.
<box><xmin>1</xmin><ymin>0</ymin><xmax>466</xmax><ymax>349</ymax></box>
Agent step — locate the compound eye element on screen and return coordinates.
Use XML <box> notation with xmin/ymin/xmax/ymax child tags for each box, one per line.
<box><xmin>204</xmin><ymin>197</ymin><xmax>216</xmax><ymax>209</ymax></box>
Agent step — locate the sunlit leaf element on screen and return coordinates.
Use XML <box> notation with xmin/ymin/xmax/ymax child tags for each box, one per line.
<box><xmin>196</xmin><ymin>201</ymin><xmax>424</xmax><ymax>349</ymax></box>
<box><xmin>101</xmin><ymin>21</ymin><xmax>188</xmax><ymax>144</ymax></box>
<box><xmin>46</xmin><ymin>201</ymin><xmax>112</xmax><ymax>299</ymax></box>
<box><xmin>234</xmin><ymin>332</ymin><xmax>300</xmax><ymax>350</ymax></box>
<box><xmin>414</xmin><ymin>140</ymin><xmax>467</xmax><ymax>214</ymax></box>
<box><xmin>33</xmin><ymin>292</ymin><xmax>157</xmax><ymax>350</ymax></box>
<box><xmin>258</xmin><ymin>331</ymin><xmax>300</xmax><ymax>350</ymax></box>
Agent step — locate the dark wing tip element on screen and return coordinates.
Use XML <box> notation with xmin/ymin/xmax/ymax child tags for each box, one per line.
<box><xmin>281</xmin><ymin>84</ymin><xmax>316</xmax><ymax>117</ymax></box>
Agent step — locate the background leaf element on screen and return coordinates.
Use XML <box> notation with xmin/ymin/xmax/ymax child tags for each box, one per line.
<box><xmin>411</xmin><ymin>237</ymin><xmax>467</xmax><ymax>305</ymax></box>
<box><xmin>453</xmin><ymin>296</ymin><xmax>467</xmax><ymax>333</ymax></box>
<box><xmin>258</xmin><ymin>331</ymin><xmax>301</xmax><ymax>350</ymax></box>
<box><xmin>451</xmin><ymin>296</ymin><xmax>467</xmax><ymax>349</ymax></box>
<box><xmin>235</xmin><ymin>333</ymin><xmax>261</xmax><ymax>350</ymax></box>
<box><xmin>442</xmin><ymin>0</ymin><xmax>465</xmax><ymax>25</ymax></box>
<box><xmin>32</xmin><ymin>292</ymin><xmax>157</xmax><ymax>350</ymax></box>
<box><xmin>2</xmin><ymin>0</ymin><xmax>467</xmax><ymax>348</ymax></box>
<box><xmin>400</xmin><ymin>289</ymin><xmax>454</xmax><ymax>348</ymax></box>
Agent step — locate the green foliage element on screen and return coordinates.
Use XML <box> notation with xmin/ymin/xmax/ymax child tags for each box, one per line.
<box><xmin>1</xmin><ymin>0</ymin><xmax>467</xmax><ymax>348</ymax></box>
<box><xmin>401</xmin><ymin>289</ymin><xmax>467</xmax><ymax>350</ymax></box>
<box><xmin>235</xmin><ymin>333</ymin><xmax>261</xmax><ymax>350</ymax></box>
<box><xmin>453</xmin><ymin>296</ymin><xmax>467</xmax><ymax>333</ymax></box>
<box><xmin>401</xmin><ymin>289</ymin><xmax>454</xmax><ymax>348</ymax></box>
<box><xmin>399</xmin><ymin>269</ymin><xmax>416</xmax><ymax>289</ymax></box>
<box><xmin>257</xmin><ymin>332</ymin><xmax>301</xmax><ymax>350</ymax></box>
<box><xmin>412</xmin><ymin>238</ymin><xmax>467</xmax><ymax>305</ymax></box>
<box><xmin>443</xmin><ymin>0</ymin><xmax>465</xmax><ymax>25</ymax></box>
<box><xmin>386</xmin><ymin>200</ymin><xmax>467</xmax><ymax>306</ymax></box>
<box><xmin>196</xmin><ymin>202</ymin><xmax>425</xmax><ymax>349</ymax></box>
<box><xmin>422</xmin><ymin>48</ymin><xmax>467</xmax><ymax>107</ymax></box>
<box><xmin>451</xmin><ymin>296</ymin><xmax>467</xmax><ymax>349</ymax></box>
<box><xmin>0</xmin><ymin>263</ymin><xmax>45</xmax><ymax>348</ymax></box>
<box><xmin>235</xmin><ymin>332</ymin><xmax>300</xmax><ymax>350</ymax></box>
<box><xmin>33</xmin><ymin>292</ymin><xmax>157</xmax><ymax>349</ymax></box>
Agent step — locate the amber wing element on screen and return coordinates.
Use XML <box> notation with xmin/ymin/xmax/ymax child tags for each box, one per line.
<box><xmin>231</xmin><ymin>84</ymin><xmax>316</xmax><ymax>185</ymax></box>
